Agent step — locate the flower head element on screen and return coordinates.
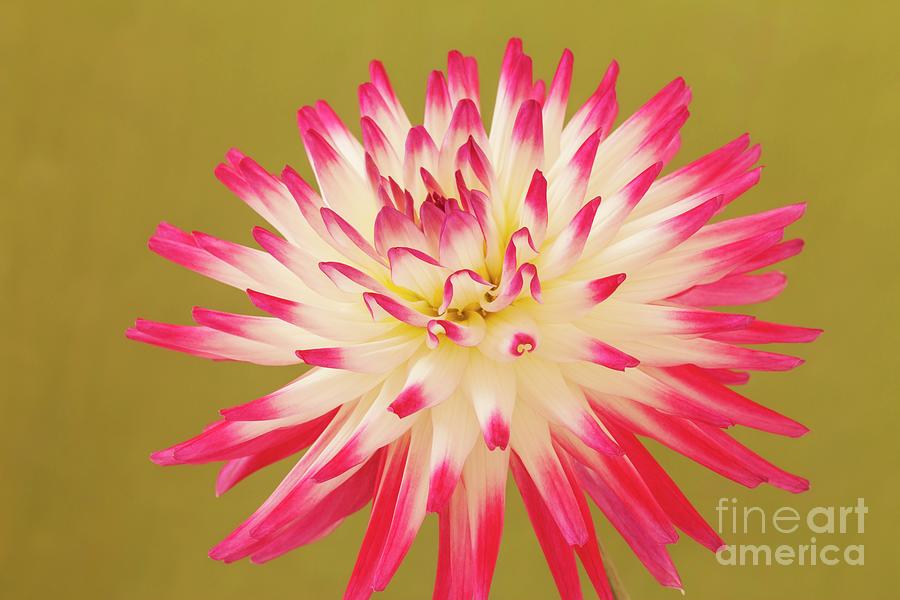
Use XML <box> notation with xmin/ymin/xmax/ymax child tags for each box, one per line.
<box><xmin>129</xmin><ymin>38</ymin><xmax>820</xmax><ymax>598</ymax></box>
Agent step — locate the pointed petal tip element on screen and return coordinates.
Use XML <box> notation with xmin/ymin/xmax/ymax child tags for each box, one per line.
<box><xmin>790</xmin><ymin>423</ymin><xmax>811</xmax><ymax>438</ymax></box>
<box><xmin>149</xmin><ymin>449</ymin><xmax>176</xmax><ymax>466</ymax></box>
<box><xmin>387</xmin><ymin>384</ymin><xmax>426</xmax><ymax>418</ymax></box>
<box><xmin>788</xmin><ymin>477</ymin><xmax>811</xmax><ymax>494</ymax></box>
<box><xmin>295</xmin><ymin>347</ymin><xmax>342</xmax><ymax>368</ymax></box>
<box><xmin>789</xmin><ymin>357</ymin><xmax>806</xmax><ymax>369</ymax></box>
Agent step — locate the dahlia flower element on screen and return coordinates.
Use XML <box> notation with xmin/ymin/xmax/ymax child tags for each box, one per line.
<box><xmin>128</xmin><ymin>38</ymin><xmax>820</xmax><ymax>598</ymax></box>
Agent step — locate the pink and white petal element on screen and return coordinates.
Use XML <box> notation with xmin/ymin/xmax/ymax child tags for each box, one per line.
<box><xmin>685</xmin><ymin>203</ymin><xmax>806</xmax><ymax>250</ymax></box>
<box><xmin>215</xmin><ymin>409</ymin><xmax>337</xmax><ymax>495</ymax></box>
<box><xmin>668</xmin><ymin>271</ymin><xmax>788</xmax><ymax>306</ymax></box>
<box><xmin>309</xmin><ymin>370</ymin><xmax>418</xmax><ymax>483</ymax></box>
<box><xmin>597</xmin><ymin>398</ymin><xmax>808</xmax><ymax>493</ymax></box>
<box><xmin>387</xmin><ymin>343</ymin><xmax>469</xmax><ymax>418</ymax></box>
<box><xmin>499</xmin><ymin>99</ymin><xmax>544</xmax><ymax>203</ymax></box>
<box><xmin>318</xmin><ymin>261</ymin><xmax>393</xmax><ymax>296</ymax></box>
<box><xmin>555</xmin><ymin>445</ymin><xmax>616</xmax><ymax>600</ymax></box>
<box><xmin>731</xmin><ymin>238</ymin><xmax>804</xmax><ymax>275</ymax></box>
<box><xmin>554</xmin><ymin>428</ymin><xmax>680</xmax><ymax>550</ymax></box>
<box><xmin>695</xmin><ymin>422</ymin><xmax>809</xmax><ymax>493</ymax></box>
<box><xmin>369</xmin><ymin>60</ymin><xmax>411</xmax><ymax>130</ymax></box>
<box><xmin>705</xmin><ymin>320</ymin><xmax>823</xmax><ymax>344</ymax></box>
<box><xmin>434</xmin><ymin>483</ymin><xmax>475</xmax><ymax>600</ymax></box>
<box><xmin>252</xmin><ymin>227</ymin><xmax>350</xmax><ymax>300</ymax></box>
<box><xmin>279</xmin><ymin>166</ymin><xmax>342</xmax><ymax>256</ymax></box>
<box><xmin>128</xmin><ymin>320</ymin><xmax>300</xmax><ymax>365</ymax></box>
<box><xmin>588</xmin><ymin>77</ymin><xmax>690</xmax><ymax>198</ymax></box>
<box><xmin>580</xmin><ymin>161</ymin><xmax>663</xmax><ymax>257</ymax></box>
<box><xmin>644</xmin><ymin>365</ymin><xmax>808</xmax><ymax>437</ymax></box>
<box><xmin>558</xmin><ymin>60</ymin><xmax>618</xmax><ymax>160</ymax></box>
<box><xmin>371</xmin><ymin>420</ymin><xmax>432</xmax><ymax>591</ymax></box>
<box><xmin>148</xmin><ymin>223</ymin><xmax>255</xmax><ymax>291</ymax></box>
<box><xmin>402</xmin><ymin>126</ymin><xmax>440</xmax><ymax>200</ymax></box>
<box><xmin>498</xmin><ymin>227</ymin><xmax>539</xmax><ymax>286</ymax></box>
<box><xmin>510</xmin><ymin>451</ymin><xmax>585</xmax><ymax>600</ymax></box>
<box><xmin>248</xmin><ymin>455</ymin><xmax>380</xmax><ymax>563</ymax></box>
<box><xmin>561</xmin><ymin>361</ymin><xmax>732</xmax><ymax>426</ymax></box>
<box><xmin>194</xmin><ymin>230</ymin><xmax>310</xmax><ymax>298</ymax></box>
<box><xmin>374</xmin><ymin>205</ymin><xmax>429</xmax><ymax>258</ymax></box>
<box><xmin>591</xmin><ymin>106</ymin><xmax>689</xmax><ymax>198</ymax></box>
<box><xmin>298</xmin><ymin>330</ymin><xmax>423</xmax><ymax>373</ymax></box>
<box><xmin>535</xmin><ymin>274</ymin><xmax>626</xmax><ymax>323</ymax></box>
<box><xmin>455</xmin><ymin>136</ymin><xmax>496</xmax><ymax>194</ymax></box>
<box><xmin>591</xmin><ymin>397</ymin><xmax>765</xmax><ymax>489</ymax></box>
<box><xmin>634</xmin><ymin>133</ymin><xmax>758</xmax><ymax>218</ymax></box>
<box><xmin>303</xmin><ymin>129</ymin><xmax>378</xmax><ymax>232</ymax></box>
<box><xmin>515</xmin><ymin>356</ymin><xmax>622</xmax><ymax>455</ymax></box>
<box><xmin>447</xmin><ymin>50</ymin><xmax>480</xmax><ymax>108</ymax></box>
<box><xmin>344</xmin><ymin>435</ymin><xmax>411</xmax><ymax>599</ymax></box>
<box><xmin>126</xmin><ymin>328</ymin><xmax>220</xmax><ymax>361</ymax></box>
<box><xmin>209</xmin><ymin>403</ymin><xmax>367</xmax><ymax>558</ymax></box>
<box><xmin>427</xmin><ymin>393</ymin><xmax>479</xmax><ymax>512</ymax></box>
<box><xmin>509</xmin><ymin>402</ymin><xmax>588</xmax><ymax>546</ymax></box>
<box><xmin>363</xmin><ymin>292</ymin><xmax>431</xmax><ymax>327</ymax></box>
<box><xmin>603</xmin><ymin>419</ymin><xmax>724</xmax><ymax>552</ymax></box>
<box><xmin>615</xmin><ymin>230</ymin><xmax>784</xmax><ymax>303</ymax></box>
<box><xmin>461</xmin><ymin>352</ymin><xmax>517</xmax><ymax>450</ymax></box>
<box><xmin>358</xmin><ymin>79</ymin><xmax>410</xmax><ymax>154</ymax></box>
<box><xmin>220</xmin><ymin>368</ymin><xmax>386</xmax><ymax>423</ymax></box>
<box><xmin>545</xmin><ymin>131</ymin><xmax>601</xmax><ymax>235</ymax></box>
<box><xmin>538</xmin><ymin>197</ymin><xmax>601</xmax><ymax>279</ymax></box>
<box><xmin>320</xmin><ymin>207</ymin><xmax>387</xmax><ymax>272</ymax></box>
<box><xmin>439</xmin><ymin>99</ymin><xmax>489</xmax><ymax>180</ymax></box>
<box><xmin>439</xmin><ymin>209</ymin><xmax>488</xmax><ymax>274</ymax></box>
<box><xmin>564</xmin><ymin>447</ymin><xmax>683</xmax><ymax>589</ymax></box>
<box><xmin>215</xmin><ymin>155</ymin><xmax>309</xmax><ymax>244</ymax></box>
<box><xmin>361</xmin><ymin>116</ymin><xmax>402</xmax><ymax>182</ymax></box>
<box><xmin>247</xmin><ymin>289</ymin><xmax>392</xmax><ymax>342</ymax></box>
<box><xmin>542</xmin><ymin>48</ymin><xmax>574</xmax><ymax>163</ymax></box>
<box><xmin>620</xmin><ymin>167</ymin><xmax>763</xmax><ymax>242</ymax></box>
<box><xmin>489</xmin><ymin>38</ymin><xmax>533</xmax><ymax>160</ymax></box>
<box><xmin>191</xmin><ymin>307</ymin><xmax>326</xmax><ymax>349</ymax></box>
<box><xmin>387</xmin><ymin>247</ymin><xmax>449</xmax><ymax>307</ymax></box>
<box><xmin>152</xmin><ymin>415</ymin><xmax>320</xmax><ymax>467</ymax></box>
<box><xmin>419</xmin><ymin>200</ymin><xmax>446</xmax><ymax>250</ymax></box>
<box><xmin>466</xmin><ymin>188</ymin><xmax>504</xmax><ymax>277</ymax></box>
<box><xmin>312</xmin><ymin>100</ymin><xmax>366</xmax><ymax>170</ymax></box>
<box><xmin>537</xmin><ymin>323</ymin><xmax>639</xmax><ymax>372</ymax></box>
<box><xmin>521</xmin><ymin>170</ymin><xmax>549</xmax><ymax>246</ymax></box>
<box><xmin>425</xmin><ymin>70</ymin><xmax>453</xmax><ymax>142</ymax></box>
<box><xmin>583</xmin><ymin>196</ymin><xmax>721</xmax><ymax>275</ymax></box>
<box><xmin>583</xmin><ymin>300</ymin><xmax>753</xmax><ymax>338</ymax></box>
<box><xmin>219</xmin><ymin>467</ymin><xmax>373</xmax><ymax>564</ymax></box>
<box><xmin>463</xmin><ymin>443</ymin><xmax>509</xmax><ymax>600</ymax></box>
<box><xmin>608</xmin><ymin>335</ymin><xmax>804</xmax><ymax>372</ymax></box>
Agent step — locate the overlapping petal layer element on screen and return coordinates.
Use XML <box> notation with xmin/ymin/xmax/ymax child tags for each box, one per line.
<box><xmin>129</xmin><ymin>38</ymin><xmax>819</xmax><ymax>598</ymax></box>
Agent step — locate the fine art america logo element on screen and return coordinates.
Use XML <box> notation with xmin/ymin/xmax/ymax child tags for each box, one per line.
<box><xmin>714</xmin><ymin>498</ymin><xmax>867</xmax><ymax>566</ymax></box>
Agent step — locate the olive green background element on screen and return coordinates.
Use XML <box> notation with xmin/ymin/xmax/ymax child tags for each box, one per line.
<box><xmin>3</xmin><ymin>0</ymin><xmax>898</xmax><ymax>598</ymax></box>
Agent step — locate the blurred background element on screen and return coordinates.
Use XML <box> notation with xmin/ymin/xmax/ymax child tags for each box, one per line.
<box><xmin>3</xmin><ymin>0</ymin><xmax>898</xmax><ymax>598</ymax></box>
